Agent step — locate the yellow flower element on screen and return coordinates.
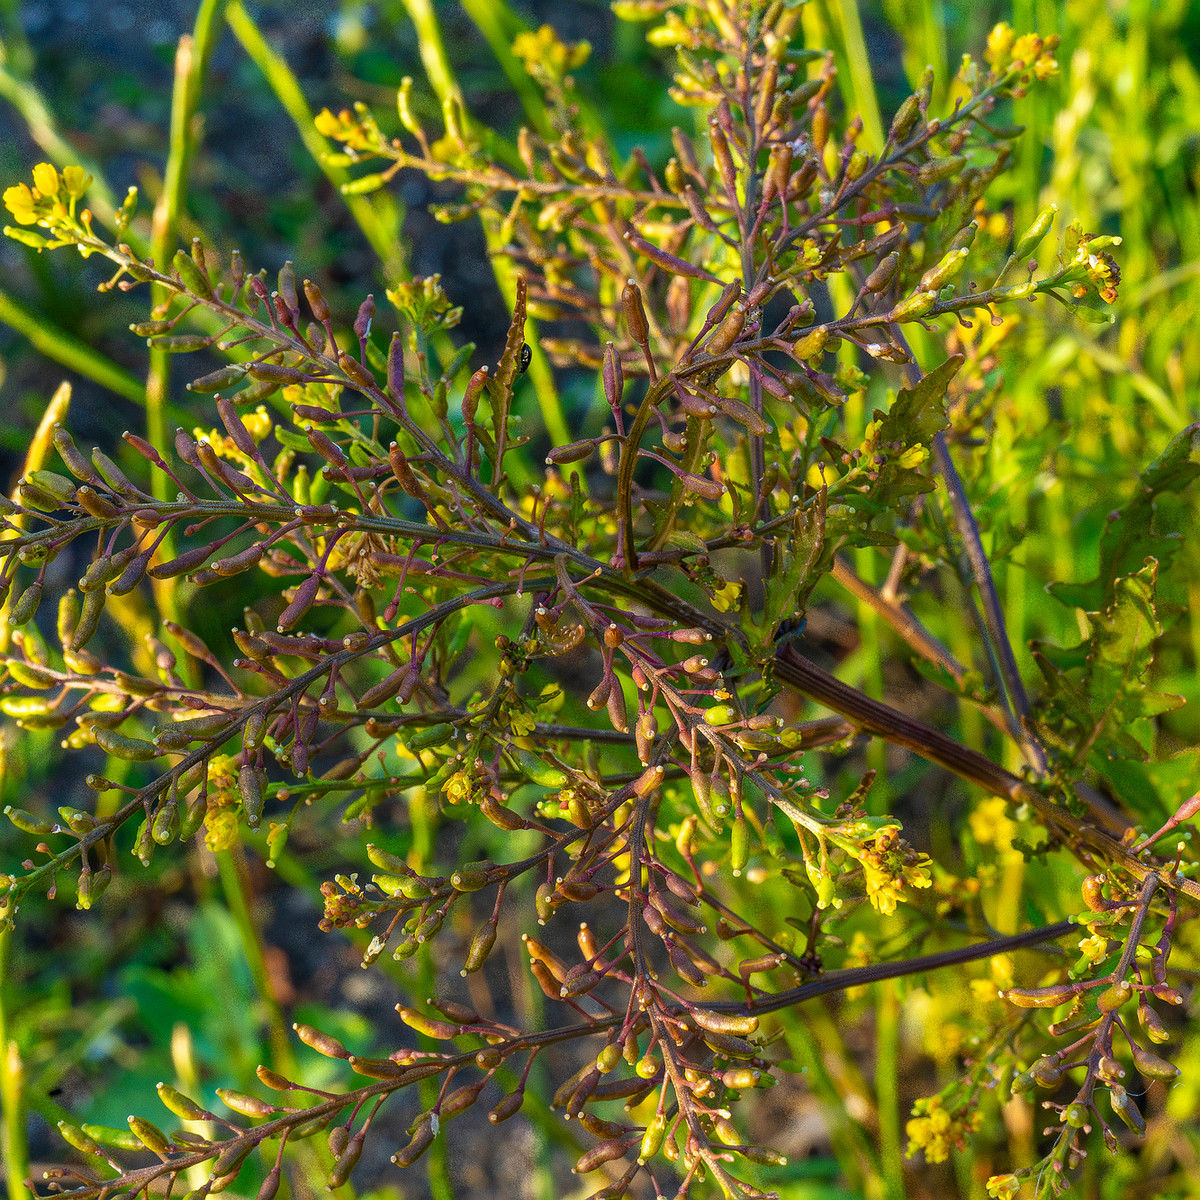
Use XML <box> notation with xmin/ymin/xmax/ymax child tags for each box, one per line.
<box><xmin>442</xmin><ymin>770</ymin><xmax>474</xmax><ymax>805</ymax></box>
<box><xmin>204</xmin><ymin>808</ymin><xmax>239</xmax><ymax>852</ymax></box>
<box><xmin>31</xmin><ymin>162</ymin><xmax>60</xmax><ymax>198</ymax></box>
<box><xmin>3</xmin><ymin>183</ymin><xmax>39</xmax><ymax>224</ymax></box>
<box><xmin>986</xmin><ymin>1174</ymin><xmax>1022</xmax><ymax>1199</ymax></box>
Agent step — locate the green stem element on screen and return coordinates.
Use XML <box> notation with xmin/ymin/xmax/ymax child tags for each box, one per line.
<box><xmin>215</xmin><ymin>847</ymin><xmax>295</xmax><ymax>1074</ymax></box>
<box><xmin>0</xmin><ymin>925</ymin><xmax>29</xmax><ymax>1200</ymax></box>
<box><xmin>224</xmin><ymin>0</ymin><xmax>405</xmax><ymax>279</ymax></box>
<box><xmin>0</xmin><ymin>288</ymin><xmax>146</xmax><ymax>406</ymax></box>
<box><xmin>875</xmin><ymin>980</ymin><xmax>903</xmax><ymax>1200</ymax></box>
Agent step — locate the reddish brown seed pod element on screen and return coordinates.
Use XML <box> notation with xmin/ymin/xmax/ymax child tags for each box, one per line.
<box><xmin>622</xmin><ymin>278</ymin><xmax>650</xmax><ymax>347</ymax></box>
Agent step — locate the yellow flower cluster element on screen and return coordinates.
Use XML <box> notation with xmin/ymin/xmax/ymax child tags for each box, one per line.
<box><xmin>203</xmin><ymin>754</ymin><xmax>241</xmax><ymax>852</ymax></box>
<box><xmin>905</xmin><ymin>1094</ymin><xmax>983</xmax><ymax>1164</ymax></box>
<box><xmin>858</xmin><ymin>828</ymin><xmax>933</xmax><ymax>915</ymax></box>
<box><xmin>984</xmin><ymin>24</ymin><xmax>1060</xmax><ymax>81</ymax></box>
<box><xmin>3</xmin><ymin>162</ymin><xmax>91</xmax><ymax>225</ymax></box>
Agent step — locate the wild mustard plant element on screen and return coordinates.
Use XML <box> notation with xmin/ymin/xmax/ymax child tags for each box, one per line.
<box><xmin>0</xmin><ymin>3</ymin><xmax>1194</xmax><ymax>1198</ymax></box>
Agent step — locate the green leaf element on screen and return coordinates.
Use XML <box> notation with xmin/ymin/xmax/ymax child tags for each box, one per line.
<box><xmin>1048</xmin><ymin>423</ymin><xmax>1200</xmax><ymax>611</ymax></box>
<box><xmin>1034</xmin><ymin>560</ymin><xmax>1183</xmax><ymax>765</ymax></box>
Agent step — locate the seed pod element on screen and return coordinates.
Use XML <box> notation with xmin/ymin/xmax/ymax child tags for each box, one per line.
<box><xmin>1107</xmin><ymin>1084</ymin><xmax>1145</xmax><ymax>1135</ymax></box>
<box><xmin>91</xmin><ymin>448</ymin><xmax>138</xmax><ymax>495</ymax></box>
<box><xmin>574</xmin><ymin>1134</ymin><xmax>641</xmax><ymax>1174</ymax></box>
<box><xmin>1014</xmin><ymin>204</ymin><xmax>1058</xmax><ymax>259</ymax></box>
<box><xmin>919</xmin><ymin>247</ymin><xmax>969</xmax><ymax>292</ymax></box>
<box><xmin>108</xmin><ymin>549</ymin><xmax>151</xmax><ymax>595</ymax></box>
<box><xmin>239</xmin><ymin>764</ymin><xmax>265</xmax><ymax>828</ymax></box>
<box><xmin>8</xmin><ymin>581</ymin><xmax>43</xmax><ymax>628</ymax></box>
<box><xmin>595</xmin><ymin>1044</ymin><xmax>623</xmax><ymax>1075</ymax></box>
<box><xmin>916</xmin><ymin>155</ymin><xmax>965</xmax><ymax>185</ymax></box>
<box><xmin>891</xmin><ymin>290</ymin><xmax>937</xmax><ymax>320</ymax></box>
<box><xmin>57</xmin><ymin>1121</ymin><xmax>102</xmax><ymax>1156</ymax></box>
<box><xmin>730</xmin><ymin>813</ymin><xmax>749</xmax><ymax>875</ymax></box>
<box><xmin>603</xmin><ymin>342</ymin><xmax>624</xmax><ymax>410</ymax></box>
<box><xmin>256</xmin><ymin>1166</ymin><xmax>281</xmax><ymax>1200</ymax></box>
<box><xmin>155</xmin><ymin>1082</ymin><xmax>210</xmax><ymax>1121</ymax></box>
<box><xmin>1000</xmin><ymin>984</ymin><xmax>1076</xmax><ymax>1008</ymax></box>
<box><xmin>348</xmin><ymin>1055</ymin><xmax>403</xmax><ymax>1079</ymax></box>
<box><xmin>75</xmin><ymin>486</ymin><xmax>119</xmax><ymax>519</ymax></box>
<box><xmin>1130</xmin><ymin>1042</ymin><xmax>1179</xmax><ymax>1080</ymax></box>
<box><xmin>488</xmin><ymin>1091</ymin><xmax>524</xmax><ymax>1124</ymax></box>
<box><xmin>172</xmin><ymin>248</ymin><xmax>213</xmax><ymax>299</ymax></box>
<box><xmin>701</xmin><ymin>1030</ymin><xmax>758</xmax><ymax>1059</ymax></box>
<box><xmin>397</xmin><ymin>1006</ymin><xmax>460</xmax><ymax>1040</ymax></box>
<box><xmin>69</xmin><ymin>587</ymin><xmax>104</xmax><ymax>651</ymax></box>
<box><xmin>82</xmin><ymin>1123</ymin><xmax>143</xmax><ymax>1152</ymax></box>
<box><xmin>864</xmin><ymin>252</ymin><xmax>900</xmax><ymax>293</ymax></box>
<box><xmin>692</xmin><ymin>1008</ymin><xmax>759</xmax><ymax>1037</ymax></box>
<box><xmin>211</xmin><ymin>1139</ymin><xmax>255</xmax><ymax>1178</ymax></box>
<box><xmin>217</xmin><ymin>1089</ymin><xmax>279</xmax><ymax>1118</ymax></box>
<box><xmin>5</xmin><ymin>806</ymin><xmax>53</xmax><ymax>835</ymax></box>
<box><xmin>247</xmin><ymin>361</ymin><xmax>307</xmax><ymax>384</ymax></box>
<box><xmin>293</xmin><ymin>1022</ymin><xmax>349</xmax><ymax>1058</ymax></box>
<box><xmin>276</xmin><ymin>573</ymin><xmax>322</xmax><ymax>631</ymax></box>
<box><xmin>188</xmin><ymin>365</ymin><xmax>248</xmax><ymax>394</ymax></box>
<box><xmin>339</xmin><ymin>352</ymin><xmax>378</xmax><ymax>391</ymax></box>
<box><xmin>718</xmin><ymin>1067</ymin><xmax>761</xmax><ymax>1090</ymax></box>
<box><xmin>547</xmin><ymin>439</ymin><xmax>596</xmax><ymax>466</ymax></box>
<box><xmin>622</xmin><ymin>279</ymin><xmax>649</xmax><ymax>346</ymax></box>
<box><xmin>639</xmin><ymin>1111</ymin><xmax>667</xmax><ymax>1163</ymax></box>
<box><xmin>1097</xmin><ymin>980</ymin><xmax>1133</xmax><ymax>1013</ymax></box>
<box><xmin>442</xmin><ymin>1078</ymin><xmax>488</xmax><ymax>1120</ymax></box>
<box><xmin>888</xmin><ymin>93</ymin><xmax>923</xmax><ymax>144</ymax></box>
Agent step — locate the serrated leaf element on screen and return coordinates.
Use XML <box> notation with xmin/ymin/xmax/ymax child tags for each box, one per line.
<box><xmin>747</xmin><ymin>489</ymin><xmax>827</xmax><ymax>657</ymax></box>
<box><xmin>1034</xmin><ymin>560</ymin><xmax>1183</xmax><ymax>765</ymax></box>
<box><xmin>1049</xmin><ymin>423</ymin><xmax>1200</xmax><ymax>611</ymax></box>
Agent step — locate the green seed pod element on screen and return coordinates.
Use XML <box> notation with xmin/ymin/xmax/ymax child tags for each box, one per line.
<box><xmin>1097</xmin><ymin>980</ymin><xmax>1133</xmax><ymax>1013</ymax></box>
<box><xmin>28</xmin><ymin>469</ymin><xmax>78</xmax><ymax>503</ymax></box>
<box><xmin>742</xmin><ymin>1145</ymin><xmax>788</xmax><ymax>1167</ymax></box>
<box><xmin>293</xmin><ymin>1022</ymin><xmax>349</xmax><ymax>1058</ymax></box>
<box><xmin>5</xmin><ymin>806</ymin><xmax>53</xmax><ymax>836</ymax></box>
<box><xmin>889</xmin><ymin>92</ymin><xmax>921</xmax><ymax>141</ymax></box>
<box><xmin>462</xmin><ymin>918</ymin><xmax>498</xmax><ymax>975</ymax></box>
<box><xmin>366</xmin><ymin>844</ymin><xmax>411</xmax><ymax>874</ymax></box>
<box><xmin>918</xmin><ymin>246</ymin><xmax>969</xmax><ymax>292</ymax></box>
<box><xmin>151</xmin><ymin>798</ymin><xmax>179</xmax><ymax>846</ymax></box>
<box><xmin>1014</xmin><ymin>204</ymin><xmax>1058</xmax><ymax>259</ymax></box>
<box><xmin>891</xmin><ymin>290</ymin><xmax>937</xmax><ymax>320</ymax></box>
<box><xmin>128</xmin><ymin>1115</ymin><xmax>173</xmax><ymax>1155</ymax></box>
<box><xmin>9</xmin><ymin>582</ymin><xmax>43</xmax><ymax>628</ymax></box>
<box><xmin>596</xmin><ymin>1043</ymin><xmax>623</xmax><ymax>1074</ymax></box>
<box><xmin>57</xmin><ymin>1121</ymin><xmax>102</xmax><ymax>1156</ymax></box>
<box><xmin>157</xmin><ymin>1082</ymin><xmax>209</xmax><ymax>1121</ymax></box>
<box><xmin>1130</xmin><ymin>1042</ymin><xmax>1179</xmax><ymax>1081</ymax></box>
<box><xmin>7</xmin><ymin>660</ymin><xmax>57</xmax><ymax>689</ymax></box>
<box><xmin>217</xmin><ymin>1088</ymin><xmax>279</xmax><ymax>1118</ymax></box>
<box><xmin>82</xmin><ymin>1123</ymin><xmax>143</xmax><ymax>1152</ymax></box>
<box><xmin>730</xmin><ymin>813</ymin><xmax>750</xmax><ymax>876</ymax></box>
<box><xmin>916</xmin><ymin>155</ymin><xmax>966</xmax><ymax>184</ymax></box>
<box><xmin>405</xmin><ymin>722</ymin><xmax>456</xmax><ymax>751</ymax></box>
<box><xmin>172</xmin><ymin>247</ymin><xmax>213</xmax><ymax>299</ymax></box>
<box><xmin>239</xmin><ymin>764</ymin><xmax>265</xmax><ymax>829</ymax></box>
<box><xmin>507</xmin><ymin>746</ymin><xmax>567</xmax><ymax>787</ymax></box>
<box><xmin>1107</xmin><ymin>1084</ymin><xmax>1145</xmax><ymax>1135</ymax></box>
<box><xmin>639</xmin><ymin>1111</ymin><xmax>667</xmax><ymax>1163</ymax></box>
<box><xmin>718</xmin><ymin>1067</ymin><xmax>761</xmax><ymax>1090</ymax></box>
<box><xmin>90</xmin><ymin>449</ymin><xmax>138</xmax><ymax>495</ymax></box>
<box><xmin>72</xmin><ymin>588</ymin><xmax>105</xmax><ymax>650</ymax></box>
<box><xmin>91</xmin><ymin>726</ymin><xmax>159</xmax><ymax>761</ymax></box>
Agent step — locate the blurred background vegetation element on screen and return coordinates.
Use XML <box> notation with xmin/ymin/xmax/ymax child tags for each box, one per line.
<box><xmin>1</xmin><ymin>2</ymin><xmax>1199</xmax><ymax>1198</ymax></box>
